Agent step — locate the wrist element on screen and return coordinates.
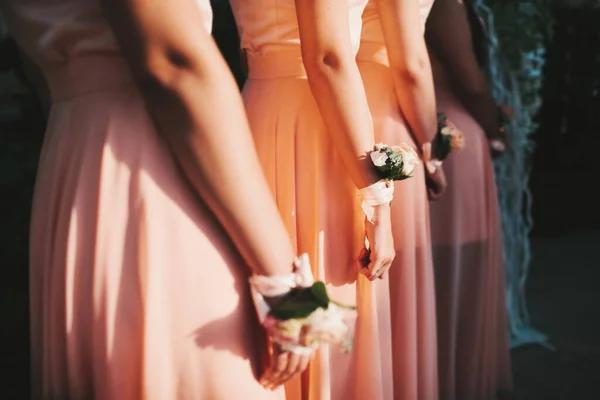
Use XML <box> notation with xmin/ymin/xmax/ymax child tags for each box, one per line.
<box><xmin>421</xmin><ymin>142</ymin><xmax>443</xmax><ymax>174</ymax></box>
<box><xmin>359</xmin><ymin>142</ymin><xmax>421</xmax><ymax>222</ymax></box>
<box><xmin>358</xmin><ymin>179</ymin><xmax>394</xmax><ymax>223</ymax></box>
<box><xmin>370</xmin><ymin>203</ymin><xmax>392</xmax><ymax>224</ymax></box>
<box><xmin>252</xmin><ymin>240</ymin><xmax>296</xmax><ymax>278</ymax></box>
<box><xmin>358</xmin><ymin>167</ymin><xmax>383</xmax><ymax>190</ymax></box>
<box><xmin>248</xmin><ymin>254</ymin><xmax>354</xmax><ymax>352</ymax></box>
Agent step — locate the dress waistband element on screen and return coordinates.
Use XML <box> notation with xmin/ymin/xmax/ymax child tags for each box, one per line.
<box><xmin>355</xmin><ymin>42</ymin><xmax>389</xmax><ymax>66</ymax></box>
<box><xmin>246</xmin><ymin>49</ymin><xmax>307</xmax><ymax>80</ymax></box>
<box><xmin>46</xmin><ymin>55</ymin><xmax>135</xmax><ymax>101</ymax></box>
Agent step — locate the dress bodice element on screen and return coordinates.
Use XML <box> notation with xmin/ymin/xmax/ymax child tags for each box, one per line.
<box><xmin>1</xmin><ymin>0</ymin><xmax>213</xmax><ymax>69</ymax></box>
<box><xmin>1</xmin><ymin>0</ymin><xmax>213</xmax><ymax>100</ymax></box>
<box><xmin>230</xmin><ymin>0</ymin><xmax>369</xmax><ymax>57</ymax></box>
<box><xmin>360</xmin><ymin>0</ymin><xmax>435</xmax><ymax>49</ymax></box>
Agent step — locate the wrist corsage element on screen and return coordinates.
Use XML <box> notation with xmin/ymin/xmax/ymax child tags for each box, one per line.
<box><xmin>433</xmin><ymin>112</ymin><xmax>465</xmax><ymax>161</ymax></box>
<box><xmin>360</xmin><ymin>143</ymin><xmax>420</xmax><ymax>222</ymax></box>
<box><xmin>249</xmin><ymin>254</ymin><xmax>355</xmax><ymax>355</ymax></box>
<box><xmin>424</xmin><ymin>112</ymin><xmax>465</xmax><ymax>174</ymax></box>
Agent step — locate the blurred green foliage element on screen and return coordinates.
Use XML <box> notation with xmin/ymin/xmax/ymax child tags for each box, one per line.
<box><xmin>489</xmin><ymin>0</ymin><xmax>554</xmax><ymax>72</ymax></box>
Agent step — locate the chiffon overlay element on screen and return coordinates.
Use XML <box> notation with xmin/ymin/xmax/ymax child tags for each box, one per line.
<box><xmin>230</xmin><ymin>1</ymin><xmax>394</xmax><ymax>399</ymax></box>
<box><xmin>356</xmin><ymin>1</ymin><xmax>439</xmax><ymax>399</ymax></box>
<box><xmin>2</xmin><ymin>1</ymin><xmax>283</xmax><ymax>398</ymax></box>
<box><xmin>428</xmin><ymin>52</ymin><xmax>513</xmax><ymax>399</ymax></box>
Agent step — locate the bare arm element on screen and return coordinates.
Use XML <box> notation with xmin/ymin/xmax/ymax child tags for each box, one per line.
<box><xmin>99</xmin><ymin>0</ymin><xmax>295</xmax><ymax>276</ymax></box>
<box><xmin>295</xmin><ymin>0</ymin><xmax>395</xmax><ymax>280</ymax></box>
<box><xmin>295</xmin><ymin>0</ymin><xmax>379</xmax><ymax>189</ymax></box>
<box><xmin>425</xmin><ymin>0</ymin><xmax>500</xmax><ymax>138</ymax></box>
<box><xmin>375</xmin><ymin>0</ymin><xmax>437</xmax><ymax>147</ymax></box>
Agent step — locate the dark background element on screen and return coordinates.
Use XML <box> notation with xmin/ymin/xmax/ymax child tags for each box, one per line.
<box><xmin>1</xmin><ymin>2</ymin><xmax>599</xmax><ymax>399</ymax></box>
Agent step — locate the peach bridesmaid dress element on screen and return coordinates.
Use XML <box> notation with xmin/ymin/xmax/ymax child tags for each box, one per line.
<box><xmin>356</xmin><ymin>1</ymin><xmax>439</xmax><ymax>399</ymax></box>
<box><xmin>229</xmin><ymin>1</ymin><xmax>394</xmax><ymax>399</ymax></box>
<box><xmin>2</xmin><ymin>1</ymin><xmax>283</xmax><ymax>399</ymax></box>
<box><xmin>428</xmin><ymin>51</ymin><xmax>513</xmax><ymax>400</ymax></box>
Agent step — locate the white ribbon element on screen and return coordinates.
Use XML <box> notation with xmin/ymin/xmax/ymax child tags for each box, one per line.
<box><xmin>248</xmin><ymin>254</ymin><xmax>319</xmax><ymax>354</ymax></box>
<box><xmin>422</xmin><ymin>142</ymin><xmax>443</xmax><ymax>174</ymax></box>
<box><xmin>358</xmin><ymin>179</ymin><xmax>395</xmax><ymax>223</ymax></box>
<box><xmin>425</xmin><ymin>159</ymin><xmax>443</xmax><ymax>175</ymax></box>
<box><xmin>249</xmin><ymin>253</ymin><xmax>314</xmax><ymax>323</ymax></box>
<box><xmin>278</xmin><ymin>342</ymin><xmax>318</xmax><ymax>355</ymax></box>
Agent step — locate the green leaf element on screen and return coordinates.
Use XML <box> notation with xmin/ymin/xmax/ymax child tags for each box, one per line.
<box><xmin>268</xmin><ymin>281</ymin><xmax>332</xmax><ymax>320</ymax></box>
<box><xmin>269</xmin><ymin>288</ymin><xmax>321</xmax><ymax>320</ymax></box>
<box><xmin>309</xmin><ymin>281</ymin><xmax>330</xmax><ymax>308</ymax></box>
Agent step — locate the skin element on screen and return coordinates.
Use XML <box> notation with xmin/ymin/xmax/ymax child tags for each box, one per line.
<box><xmin>376</xmin><ymin>0</ymin><xmax>437</xmax><ymax>147</ymax></box>
<box><xmin>374</xmin><ymin>0</ymin><xmax>448</xmax><ymax>198</ymax></box>
<box><xmin>295</xmin><ymin>0</ymin><xmax>396</xmax><ymax>281</ymax></box>
<box><xmin>99</xmin><ymin>0</ymin><xmax>310</xmax><ymax>389</ymax></box>
<box><xmin>426</xmin><ymin>0</ymin><xmax>507</xmax><ymax>157</ymax></box>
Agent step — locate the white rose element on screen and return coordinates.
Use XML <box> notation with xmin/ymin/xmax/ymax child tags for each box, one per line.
<box><xmin>374</xmin><ymin>143</ymin><xmax>385</xmax><ymax>151</ymax></box>
<box><xmin>441</xmin><ymin>126</ymin><xmax>453</xmax><ymax>136</ymax></box>
<box><xmin>370</xmin><ymin>150</ymin><xmax>388</xmax><ymax>167</ymax></box>
<box><xmin>392</xmin><ymin>144</ymin><xmax>420</xmax><ymax>176</ymax></box>
<box><xmin>302</xmin><ymin>305</ymin><xmax>349</xmax><ymax>346</ymax></box>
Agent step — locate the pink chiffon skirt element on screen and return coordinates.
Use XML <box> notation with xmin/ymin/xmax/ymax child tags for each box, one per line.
<box><xmin>29</xmin><ymin>55</ymin><xmax>283</xmax><ymax>399</ymax></box>
<box><xmin>430</xmin><ymin>86</ymin><xmax>513</xmax><ymax>400</ymax></box>
<box><xmin>242</xmin><ymin>50</ymin><xmax>394</xmax><ymax>400</ymax></box>
<box><xmin>357</xmin><ymin>49</ymin><xmax>439</xmax><ymax>400</ymax></box>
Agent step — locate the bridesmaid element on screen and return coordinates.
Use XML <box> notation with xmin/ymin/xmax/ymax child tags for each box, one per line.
<box><xmin>356</xmin><ymin>1</ymin><xmax>440</xmax><ymax>398</ymax></box>
<box><xmin>426</xmin><ymin>0</ymin><xmax>513</xmax><ymax>398</ymax></box>
<box><xmin>2</xmin><ymin>0</ymin><xmax>312</xmax><ymax>397</ymax></box>
<box><xmin>230</xmin><ymin>0</ymin><xmax>399</xmax><ymax>398</ymax></box>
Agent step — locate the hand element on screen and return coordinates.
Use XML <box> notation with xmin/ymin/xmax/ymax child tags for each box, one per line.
<box><xmin>425</xmin><ymin>166</ymin><xmax>447</xmax><ymax>200</ymax></box>
<box><xmin>260</xmin><ymin>342</ymin><xmax>313</xmax><ymax>390</ymax></box>
<box><xmin>357</xmin><ymin>204</ymin><xmax>395</xmax><ymax>281</ymax></box>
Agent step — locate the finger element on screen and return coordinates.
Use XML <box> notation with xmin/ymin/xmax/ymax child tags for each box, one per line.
<box><xmin>380</xmin><ymin>261</ymin><xmax>392</xmax><ymax>278</ymax></box>
<box><xmin>378</xmin><ymin>260</ymin><xmax>392</xmax><ymax>279</ymax></box>
<box><xmin>368</xmin><ymin>259</ymin><xmax>385</xmax><ymax>281</ymax></box>
<box><xmin>428</xmin><ymin>187</ymin><xmax>440</xmax><ymax>201</ymax></box>
<box><xmin>298</xmin><ymin>353</ymin><xmax>311</xmax><ymax>374</ymax></box>
<box><xmin>287</xmin><ymin>353</ymin><xmax>311</xmax><ymax>382</ymax></box>
<box><xmin>427</xmin><ymin>188</ymin><xmax>434</xmax><ymax>201</ymax></box>
<box><xmin>268</xmin><ymin>348</ymin><xmax>290</xmax><ymax>389</ymax></box>
<box><xmin>271</xmin><ymin>351</ymin><xmax>301</xmax><ymax>388</ymax></box>
<box><xmin>426</xmin><ymin>177</ymin><xmax>439</xmax><ymax>194</ymax></box>
<box><xmin>262</xmin><ymin>346</ymin><xmax>289</xmax><ymax>390</ymax></box>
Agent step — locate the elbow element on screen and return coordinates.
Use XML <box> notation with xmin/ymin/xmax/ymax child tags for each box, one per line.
<box><xmin>136</xmin><ymin>57</ymin><xmax>177</xmax><ymax>95</ymax></box>
<box><xmin>136</xmin><ymin>49</ymin><xmax>199</xmax><ymax>93</ymax></box>
<box><xmin>302</xmin><ymin>48</ymin><xmax>352</xmax><ymax>76</ymax></box>
<box><xmin>391</xmin><ymin>56</ymin><xmax>429</xmax><ymax>87</ymax></box>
